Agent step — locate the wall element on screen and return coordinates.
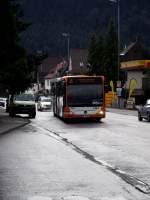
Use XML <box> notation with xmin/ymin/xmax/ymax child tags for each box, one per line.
<box><xmin>126</xmin><ymin>71</ymin><xmax>144</xmax><ymax>89</ymax></box>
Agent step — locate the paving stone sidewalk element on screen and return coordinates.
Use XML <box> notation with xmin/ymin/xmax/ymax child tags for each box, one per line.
<box><xmin>0</xmin><ymin>109</ymin><xmax>30</xmax><ymax>135</ymax></box>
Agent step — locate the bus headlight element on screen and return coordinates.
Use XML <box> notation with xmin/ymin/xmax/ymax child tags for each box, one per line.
<box><xmin>99</xmin><ymin>110</ymin><xmax>104</xmax><ymax>115</ymax></box>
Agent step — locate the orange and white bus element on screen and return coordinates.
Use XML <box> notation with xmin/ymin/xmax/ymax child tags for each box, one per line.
<box><xmin>51</xmin><ymin>75</ymin><xmax>105</xmax><ymax>121</ymax></box>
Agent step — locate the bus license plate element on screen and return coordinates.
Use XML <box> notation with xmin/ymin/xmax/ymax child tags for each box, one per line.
<box><xmin>83</xmin><ymin>114</ymin><xmax>89</xmax><ymax>118</ymax></box>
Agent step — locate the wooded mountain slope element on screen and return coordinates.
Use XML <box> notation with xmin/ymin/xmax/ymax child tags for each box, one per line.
<box><xmin>20</xmin><ymin>0</ymin><xmax>150</xmax><ymax>55</ymax></box>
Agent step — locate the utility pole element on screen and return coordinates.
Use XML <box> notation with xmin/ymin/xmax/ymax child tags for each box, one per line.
<box><xmin>109</xmin><ymin>0</ymin><xmax>120</xmax><ymax>81</ymax></box>
<box><xmin>62</xmin><ymin>33</ymin><xmax>70</xmax><ymax>63</ymax></box>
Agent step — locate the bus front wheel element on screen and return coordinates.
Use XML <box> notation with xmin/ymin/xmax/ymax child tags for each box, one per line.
<box><xmin>95</xmin><ymin>118</ymin><xmax>101</xmax><ymax>122</ymax></box>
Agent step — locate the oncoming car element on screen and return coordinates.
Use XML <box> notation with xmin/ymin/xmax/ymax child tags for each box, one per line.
<box><xmin>37</xmin><ymin>96</ymin><xmax>52</xmax><ymax>111</ymax></box>
<box><xmin>138</xmin><ymin>99</ymin><xmax>150</xmax><ymax>122</ymax></box>
<box><xmin>9</xmin><ymin>93</ymin><xmax>36</xmax><ymax>118</ymax></box>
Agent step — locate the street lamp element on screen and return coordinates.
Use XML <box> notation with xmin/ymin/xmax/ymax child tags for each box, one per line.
<box><xmin>62</xmin><ymin>33</ymin><xmax>70</xmax><ymax>63</ymax></box>
<box><xmin>109</xmin><ymin>0</ymin><xmax>120</xmax><ymax>82</ymax></box>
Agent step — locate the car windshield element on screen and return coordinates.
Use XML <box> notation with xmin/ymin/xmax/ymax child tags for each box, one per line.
<box><xmin>14</xmin><ymin>94</ymin><xmax>35</xmax><ymax>101</ymax></box>
<box><xmin>41</xmin><ymin>98</ymin><xmax>51</xmax><ymax>102</ymax></box>
<box><xmin>0</xmin><ymin>98</ymin><xmax>6</xmax><ymax>101</ymax></box>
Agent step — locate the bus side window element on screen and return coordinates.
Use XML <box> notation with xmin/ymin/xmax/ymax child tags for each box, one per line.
<box><xmin>60</xmin><ymin>82</ymin><xmax>64</xmax><ymax>96</ymax></box>
<box><xmin>62</xmin><ymin>82</ymin><xmax>66</xmax><ymax>107</ymax></box>
<box><xmin>51</xmin><ymin>83</ymin><xmax>55</xmax><ymax>95</ymax></box>
<box><xmin>56</xmin><ymin>82</ymin><xmax>64</xmax><ymax>97</ymax></box>
<box><xmin>56</xmin><ymin>83</ymin><xmax>60</xmax><ymax>96</ymax></box>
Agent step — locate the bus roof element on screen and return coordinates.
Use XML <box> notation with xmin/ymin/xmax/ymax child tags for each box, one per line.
<box><xmin>50</xmin><ymin>75</ymin><xmax>104</xmax><ymax>83</ymax></box>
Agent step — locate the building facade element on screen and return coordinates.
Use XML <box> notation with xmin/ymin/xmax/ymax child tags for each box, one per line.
<box><xmin>120</xmin><ymin>39</ymin><xmax>150</xmax><ymax>104</ymax></box>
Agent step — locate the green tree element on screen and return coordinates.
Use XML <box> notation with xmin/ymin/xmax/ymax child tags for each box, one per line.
<box><xmin>103</xmin><ymin>20</ymin><xmax>118</xmax><ymax>82</ymax></box>
<box><xmin>0</xmin><ymin>0</ymin><xmax>33</xmax><ymax>96</ymax></box>
<box><xmin>87</xmin><ymin>34</ymin><xmax>105</xmax><ymax>75</ymax></box>
<box><xmin>27</xmin><ymin>52</ymin><xmax>48</xmax><ymax>84</ymax></box>
<box><xmin>96</xmin><ymin>34</ymin><xmax>105</xmax><ymax>75</ymax></box>
<box><xmin>87</xmin><ymin>19</ymin><xmax>118</xmax><ymax>81</ymax></box>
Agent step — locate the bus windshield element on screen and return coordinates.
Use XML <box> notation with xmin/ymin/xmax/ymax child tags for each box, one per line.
<box><xmin>67</xmin><ymin>84</ymin><xmax>103</xmax><ymax>107</ymax></box>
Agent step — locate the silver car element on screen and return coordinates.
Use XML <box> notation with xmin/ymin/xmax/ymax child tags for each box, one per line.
<box><xmin>37</xmin><ymin>96</ymin><xmax>52</xmax><ymax>111</ymax></box>
<box><xmin>138</xmin><ymin>99</ymin><xmax>150</xmax><ymax>121</ymax></box>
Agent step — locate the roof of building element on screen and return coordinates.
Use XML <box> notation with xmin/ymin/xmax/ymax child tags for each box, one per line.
<box><xmin>120</xmin><ymin>38</ymin><xmax>150</xmax><ymax>63</ymax></box>
<box><xmin>70</xmin><ymin>48</ymin><xmax>88</xmax><ymax>75</ymax></box>
<box><xmin>38</xmin><ymin>56</ymin><xmax>62</xmax><ymax>73</ymax></box>
<box><xmin>44</xmin><ymin>49</ymin><xmax>89</xmax><ymax>80</ymax></box>
<box><xmin>120</xmin><ymin>42</ymin><xmax>135</xmax><ymax>56</ymax></box>
<box><xmin>44</xmin><ymin>61</ymin><xmax>67</xmax><ymax>79</ymax></box>
<box><xmin>45</xmin><ymin>73</ymin><xmax>55</xmax><ymax>79</ymax></box>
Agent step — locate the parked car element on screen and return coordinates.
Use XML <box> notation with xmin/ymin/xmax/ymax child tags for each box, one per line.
<box><xmin>138</xmin><ymin>99</ymin><xmax>150</xmax><ymax>121</ymax></box>
<box><xmin>9</xmin><ymin>93</ymin><xmax>36</xmax><ymax>118</ymax></box>
<box><xmin>37</xmin><ymin>96</ymin><xmax>52</xmax><ymax>111</ymax></box>
<box><xmin>0</xmin><ymin>97</ymin><xmax>7</xmax><ymax>110</ymax></box>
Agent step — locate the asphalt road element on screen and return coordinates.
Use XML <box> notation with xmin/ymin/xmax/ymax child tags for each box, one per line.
<box><xmin>0</xmin><ymin>110</ymin><xmax>149</xmax><ymax>200</ymax></box>
<box><xmin>34</xmin><ymin>110</ymin><xmax>150</xmax><ymax>197</ymax></box>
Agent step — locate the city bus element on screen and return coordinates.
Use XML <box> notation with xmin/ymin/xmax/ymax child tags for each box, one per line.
<box><xmin>51</xmin><ymin>75</ymin><xmax>105</xmax><ymax>121</ymax></box>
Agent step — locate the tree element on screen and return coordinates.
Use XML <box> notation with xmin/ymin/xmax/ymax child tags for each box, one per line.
<box><xmin>87</xmin><ymin>19</ymin><xmax>118</xmax><ymax>81</ymax></box>
<box><xmin>87</xmin><ymin>34</ymin><xmax>105</xmax><ymax>75</ymax></box>
<box><xmin>96</xmin><ymin>34</ymin><xmax>105</xmax><ymax>75</ymax></box>
<box><xmin>103</xmin><ymin>19</ymin><xmax>118</xmax><ymax>82</ymax></box>
<box><xmin>87</xmin><ymin>34</ymin><xmax>98</xmax><ymax>75</ymax></box>
<box><xmin>0</xmin><ymin>0</ymin><xmax>33</xmax><ymax>96</ymax></box>
<box><xmin>27</xmin><ymin>51</ymin><xmax>48</xmax><ymax>84</ymax></box>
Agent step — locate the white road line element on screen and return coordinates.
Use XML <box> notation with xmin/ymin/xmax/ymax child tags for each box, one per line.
<box><xmin>28</xmin><ymin>196</ymin><xmax>52</xmax><ymax>200</ymax></box>
<box><xmin>101</xmin><ymin>197</ymin><xmax>127</xmax><ymax>200</ymax></box>
<box><xmin>62</xmin><ymin>196</ymin><xmax>90</xmax><ymax>200</ymax></box>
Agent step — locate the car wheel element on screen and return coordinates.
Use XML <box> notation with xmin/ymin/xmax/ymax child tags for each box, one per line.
<box><xmin>138</xmin><ymin>112</ymin><xmax>142</xmax><ymax>121</ymax></box>
<box><xmin>39</xmin><ymin>106</ymin><xmax>43</xmax><ymax>111</ymax></box>
<box><xmin>95</xmin><ymin>118</ymin><xmax>101</xmax><ymax>122</ymax></box>
<box><xmin>9</xmin><ymin>112</ymin><xmax>15</xmax><ymax>117</ymax></box>
<box><xmin>9</xmin><ymin>108</ymin><xmax>15</xmax><ymax>117</ymax></box>
<box><xmin>53</xmin><ymin>112</ymin><xmax>57</xmax><ymax>117</ymax></box>
<box><xmin>32</xmin><ymin>114</ymin><xmax>36</xmax><ymax>118</ymax></box>
<box><xmin>29</xmin><ymin>112</ymin><xmax>36</xmax><ymax>118</ymax></box>
<box><xmin>147</xmin><ymin>113</ymin><xmax>150</xmax><ymax>122</ymax></box>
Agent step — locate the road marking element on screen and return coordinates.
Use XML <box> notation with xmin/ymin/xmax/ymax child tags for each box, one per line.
<box><xmin>28</xmin><ymin>196</ymin><xmax>52</xmax><ymax>200</ymax></box>
<box><xmin>62</xmin><ymin>195</ymin><xmax>90</xmax><ymax>200</ymax></box>
<box><xmin>101</xmin><ymin>197</ymin><xmax>127</xmax><ymax>200</ymax></box>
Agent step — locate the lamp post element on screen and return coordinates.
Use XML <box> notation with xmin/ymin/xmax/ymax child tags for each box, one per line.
<box><xmin>109</xmin><ymin>0</ymin><xmax>120</xmax><ymax>82</ymax></box>
<box><xmin>62</xmin><ymin>33</ymin><xmax>70</xmax><ymax>63</ymax></box>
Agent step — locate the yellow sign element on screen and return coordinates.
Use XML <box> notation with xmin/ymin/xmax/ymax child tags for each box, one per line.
<box><xmin>128</xmin><ymin>79</ymin><xmax>137</xmax><ymax>99</ymax></box>
<box><xmin>110</xmin><ymin>80</ymin><xmax>115</xmax><ymax>98</ymax></box>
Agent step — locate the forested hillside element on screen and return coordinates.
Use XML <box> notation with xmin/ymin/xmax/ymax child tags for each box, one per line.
<box><xmin>20</xmin><ymin>0</ymin><xmax>150</xmax><ymax>55</ymax></box>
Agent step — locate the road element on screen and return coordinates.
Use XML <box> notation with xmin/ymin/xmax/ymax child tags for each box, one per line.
<box><xmin>0</xmin><ymin>110</ymin><xmax>149</xmax><ymax>200</ymax></box>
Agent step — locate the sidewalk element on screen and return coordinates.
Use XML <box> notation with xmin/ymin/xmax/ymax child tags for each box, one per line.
<box><xmin>0</xmin><ymin>109</ymin><xmax>30</xmax><ymax>135</ymax></box>
<box><xmin>106</xmin><ymin>107</ymin><xmax>138</xmax><ymax>116</ymax></box>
